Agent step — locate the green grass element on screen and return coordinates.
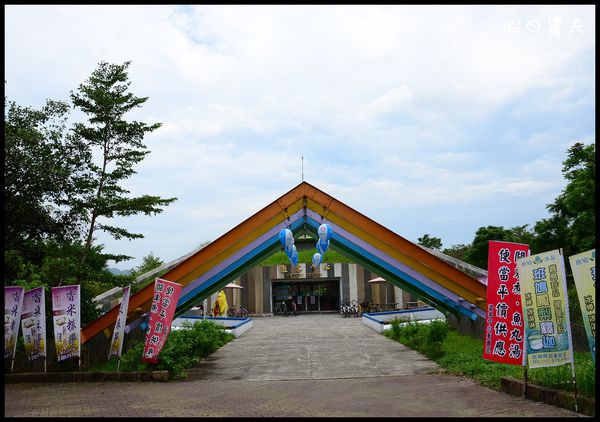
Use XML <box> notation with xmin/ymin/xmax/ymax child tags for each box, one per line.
<box><xmin>386</xmin><ymin>321</ymin><xmax>595</xmax><ymax>398</ymax></box>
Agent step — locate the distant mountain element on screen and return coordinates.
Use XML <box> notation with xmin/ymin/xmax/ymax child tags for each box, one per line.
<box><xmin>108</xmin><ymin>267</ymin><xmax>131</xmax><ymax>276</ymax></box>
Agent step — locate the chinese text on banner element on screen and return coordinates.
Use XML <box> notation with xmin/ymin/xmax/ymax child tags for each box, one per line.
<box><xmin>4</xmin><ymin>286</ymin><xmax>25</xmax><ymax>359</ymax></box>
<box><xmin>51</xmin><ymin>285</ymin><xmax>81</xmax><ymax>362</ymax></box>
<box><xmin>518</xmin><ymin>250</ymin><xmax>573</xmax><ymax>368</ymax></box>
<box><xmin>109</xmin><ymin>286</ymin><xmax>131</xmax><ymax>359</ymax></box>
<box><xmin>568</xmin><ymin>249</ymin><xmax>596</xmax><ymax>363</ymax></box>
<box><xmin>21</xmin><ymin>287</ymin><xmax>47</xmax><ymax>361</ymax></box>
<box><xmin>142</xmin><ymin>278</ymin><xmax>182</xmax><ymax>364</ymax></box>
<box><xmin>483</xmin><ymin>241</ymin><xmax>529</xmax><ymax>365</ymax></box>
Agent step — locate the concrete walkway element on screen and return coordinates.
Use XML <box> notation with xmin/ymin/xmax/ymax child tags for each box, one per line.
<box><xmin>4</xmin><ymin>314</ymin><xmax>585</xmax><ymax>417</ymax></box>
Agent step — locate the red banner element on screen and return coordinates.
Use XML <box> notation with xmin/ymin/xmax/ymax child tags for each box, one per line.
<box><xmin>483</xmin><ymin>240</ymin><xmax>529</xmax><ymax>365</ymax></box>
<box><xmin>142</xmin><ymin>278</ymin><xmax>182</xmax><ymax>364</ymax></box>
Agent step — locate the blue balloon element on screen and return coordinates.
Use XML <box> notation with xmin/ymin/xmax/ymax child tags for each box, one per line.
<box><xmin>316</xmin><ymin>239</ymin><xmax>329</xmax><ymax>255</ymax></box>
<box><xmin>318</xmin><ymin>224</ymin><xmax>332</xmax><ymax>242</ymax></box>
<box><xmin>279</xmin><ymin>228</ymin><xmax>294</xmax><ymax>249</ymax></box>
<box><xmin>312</xmin><ymin>252</ymin><xmax>322</xmax><ymax>267</ymax></box>
<box><xmin>285</xmin><ymin>242</ymin><xmax>295</xmax><ymax>258</ymax></box>
<box><xmin>291</xmin><ymin>245</ymin><xmax>299</xmax><ymax>267</ymax></box>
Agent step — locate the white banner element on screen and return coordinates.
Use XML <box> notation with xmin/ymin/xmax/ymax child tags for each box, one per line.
<box><xmin>4</xmin><ymin>286</ymin><xmax>24</xmax><ymax>359</ymax></box>
<box><xmin>568</xmin><ymin>249</ymin><xmax>596</xmax><ymax>363</ymax></box>
<box><xmin>517</xmin><ymin>250</ymin><xmax>574</xmax><ymax>368</ymax></box>
<box><xmin>108</xmin><ymin>286</ymin><xmax>131</xmax><ymax>359</ymax></box>
<box><xmin>21</xmin><ymin>287</ymin><xmax>47</xmax><ymax>361</ymax></box>
<box><xmin>51</xmin><ymin>285</ymin><xmax>81</xmax><ymax>362</ymax></box>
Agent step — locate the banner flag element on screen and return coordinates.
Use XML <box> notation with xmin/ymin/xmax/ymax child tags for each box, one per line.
<box><xmin>108</xmin><ymin>286</ymin><xmax>131</xmax><ymax>360</ymax></box>
<box><xmin>142</xmin><ymin>278</ymin><xmax>183</xmax><ymax>364</ymax></box>
<box><xmin>568</xmin><ymin>249</ymin><xmax>596</xmax><ymax>363</ymax></box>
<box><xmin>483</xmin><ymin>240</ymin><xmax>529</xmax><ymax>365</ymax></box>
<box><xmin>518</xmin><ymin>250</ymin><xmax>574</xmax><ymax>368</ymax></box>
<box><xmin>21</xmin><ymin>287</ymin><xmax>47</xmax><ymax>361</ymax></box>
<box><xmin>4</xmin><ymin>286</ymin><xmax>25</xmax><ymax>359</ymax></box>
<box><xmin>51</xmin><ymin>285</ymin><xmax>81</xmax><ymax>362</ymax></box>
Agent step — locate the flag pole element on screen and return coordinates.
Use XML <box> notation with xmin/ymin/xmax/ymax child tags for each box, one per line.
<box><xmin>559</xmin><ymin>248</ymin><xmax>578</xmax><ymax>413</ymax></box>
<box><xmin>570</xmin><ymin>361</ymin><xmax>578</xmax><ymax>413</ymax></box>
<box><xmin>522</xmin><ymin>366</ymin><xmax>528</xmax><ymax>398</ymax></box>
<box><xmin>522</xmin><ymin>346</ymin><xmax>528</xmax><ymax>399</ymax></box>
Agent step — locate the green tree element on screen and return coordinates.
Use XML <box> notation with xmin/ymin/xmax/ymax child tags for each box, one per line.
<box><xmin>530</xmin><ymin>215</ymin><xmax>570</xmax><ymax>255</ymax></box>
<box><xmin>69</xmin><ymin>61</ymin><xmax>177</xmax><ymax>265</ymax></box>
<box><xmin>544</xmin><ymin>142</ymin><xmax>595</xmax><ymax>257</ymax></box>
<box><xmin>463</xmin><ymin>226</ymin><xmax>513</xmax><ymax>269</ymax></box>
<box><xmin>130</xmin><ymin>252</ymin><xmax>164</xmax><ymax>278</ymax></box>
<box><xmin>442</xmin><ymin>244</ymin><xmax>471</xmax><ymax>261</ymax></box>
<box><xmin>417</xmin><ymin>234</ymin><xmax>443</xmax><ymax>250</ymax></box>
<box><xmin>4</xmin><ymin>97</ymin><xmax>87</xmax><ymax>268</ymax></box>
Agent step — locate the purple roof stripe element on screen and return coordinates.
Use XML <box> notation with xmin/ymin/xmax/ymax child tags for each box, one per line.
<box><xmin>307</xmin><ymin>209</ymin><xmax>485</xmax><ymax>318</ymax></box>
<box><xmin>180</xmin><ymin>208</ymin><xmax>305</xmax><ymax>296</ymax></box>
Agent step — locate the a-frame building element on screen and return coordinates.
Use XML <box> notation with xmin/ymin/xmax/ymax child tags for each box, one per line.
<box><xmin>82</xmin><ymin>182</ymin><xmax>487</xmax><ymax>345</ymax></box>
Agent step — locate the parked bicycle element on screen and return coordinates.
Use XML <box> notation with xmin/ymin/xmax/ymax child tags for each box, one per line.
<box><xmin>228</xmin><ymin>305</ymin><xmax>250</xmax><ymax>318</ymax></box>
<box><xmin>274</xmin><ymin>301</ymin><xmax>289</xmax><ymax>316</ymax></box>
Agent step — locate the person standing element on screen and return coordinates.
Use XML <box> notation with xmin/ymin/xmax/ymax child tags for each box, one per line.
<box><xmin>214</xmin><ymin>290</ymin><xmax>228</xmax><ymax>317</ymax></box>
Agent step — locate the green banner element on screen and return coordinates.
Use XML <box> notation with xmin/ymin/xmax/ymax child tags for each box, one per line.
<box><xmin>517</xmin><ymin>250</ymin><xmax>574</xmax><ymax>368</ymax></box>
<box><xmin>568</xmin><ymin>249</ymin><xmax>596</xmax><ymax>363</ymax></box>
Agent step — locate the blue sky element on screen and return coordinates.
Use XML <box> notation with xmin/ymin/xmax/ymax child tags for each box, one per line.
<box><xmin>4</xmin><ymin>5</ymin><xmax>595</xmax><ymax>271</ymax></box>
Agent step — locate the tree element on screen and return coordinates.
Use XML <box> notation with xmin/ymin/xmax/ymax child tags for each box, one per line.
<box><xmin>130</xmin><ymin>252</ymin><xmax>164</xmax><ymax>278</ymax></box>
<box><xmin>442</xmin><ymin>244</ymin><xmax>471</xmax><ymax>261</ymax></box>
<box><xmin>69</xmin><ymin>61</ymin><xmax>177</xmax><ymax>265</ymax></box>
<box><xmin>417</xmin><ymin>234</ymin><xmax>443</xmax><ymax>250</ymax></box>
<box><xmin>544</xmin><ymin>142</ymin><xmax>595</xmax><ymax>257</ymax></box>
<box><xmin>4</xmin><ymin>97</ymin><xmax>88</xmax><ymax>267</ymax></box>
<box><xmin>462</xmin><ymin>226</ymin><xmax>514</xmax><ymax>269</ymax></box>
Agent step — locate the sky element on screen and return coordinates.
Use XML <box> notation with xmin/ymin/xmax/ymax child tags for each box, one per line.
<box><xmin>4</xmin><ymin>5</ymin><xmax>596</xmax><ymax>271</ymax></box>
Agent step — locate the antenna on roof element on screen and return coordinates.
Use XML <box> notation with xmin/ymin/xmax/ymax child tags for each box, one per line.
<box><xmin>301</xmin><ymin>156</ymin><xmax>304</xmax><ymax>182</ymax></box>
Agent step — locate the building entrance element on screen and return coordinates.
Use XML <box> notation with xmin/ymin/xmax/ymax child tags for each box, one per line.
<box><xmin>271</xmin><ymin>278</ymin><xmax>340</xmax><ymax>313</ymax></box>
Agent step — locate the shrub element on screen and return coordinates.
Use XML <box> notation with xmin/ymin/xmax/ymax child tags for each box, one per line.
<box><xmin>92</xmin><ymin>319</ymin><xmax>234</xmax><ymax>379</ymax></box>
<box><xmin>386</xmin><ymin>319</ymin><xmax>449</xmax><ymax>360</ymax></box>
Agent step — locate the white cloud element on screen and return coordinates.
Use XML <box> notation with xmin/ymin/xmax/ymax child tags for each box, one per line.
<box><xmin>4</xmin><ymin>4</ymin><xmax>594</xmax><ymax>269</ymax></box>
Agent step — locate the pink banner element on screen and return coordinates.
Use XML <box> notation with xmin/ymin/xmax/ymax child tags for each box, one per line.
<box><xmin>142</xmin><ymin>278</ymin><xmax>182</xmax><ymax>364</ymax></box>
<box><xmin>483</xmin><ymin>240</ymin><xmax>529</xmax><ymax>365</ymax></box>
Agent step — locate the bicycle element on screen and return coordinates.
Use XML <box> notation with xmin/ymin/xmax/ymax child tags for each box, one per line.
<box><xmin>228</xmin><ymin>305</ymin><xmax>251</xmax><ymax>318</ymax></box>
<box><xmin>274</xmin><ymin>301</ymin><xmax>289</xmax><ymax>316</ymax></box>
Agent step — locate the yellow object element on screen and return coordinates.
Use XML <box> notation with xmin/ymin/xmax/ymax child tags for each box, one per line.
<box><xmin>214</xmin><ymin>290</ymin><xmax>228</xmax><ymax>317</ymax></box>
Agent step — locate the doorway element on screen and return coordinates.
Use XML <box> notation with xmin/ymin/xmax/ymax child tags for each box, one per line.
<box><xmin>271</xmin><ymin>278</ymin><xmax>340</xmax><ymax>313</ymax></box>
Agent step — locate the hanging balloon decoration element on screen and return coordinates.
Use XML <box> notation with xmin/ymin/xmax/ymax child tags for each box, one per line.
<box><xmin>315</xmin><ymin>223</ymin><xmax>332</xmax><ymax>268</ymax></box>
<box><xmin>312</xmin><ymin>252</ymin><xmax>322</xmax><ymax>268</ymax></box>
<box><xmin>316</xmin><ymin>238</ymin><xmax>329</xmax><ymax>255</ymax></box>
<box><xmin>279</xmin><ymin>228</ymin><xmax>294</xmax><ymax>250</ymax></box>
<box><xmin>279</xmin><ymin>228</ymin><xmax>298</xmax><ymax>272</ymax></box>
<box><xmin>318</xmin><ymin>224</ymin><xmax>332</xmax><ymax>242</ymax></box>
<box><xmin>291</xmin><ymin>244</ymin><xmax>299</xmax><ymax>267</ymax></box>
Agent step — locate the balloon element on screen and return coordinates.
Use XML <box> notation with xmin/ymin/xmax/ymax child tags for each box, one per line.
<box><xmin>278</xmin><ymin>229</ymin><xmax>287</xmax><ymax>248</ymax></box>
<box><xmin>278</xmin><ymin>228</ymin><xmax>294</xmax><ymax>249</ymax></box>
<box><xmin>316</xmin><ymin>239</ymin><xmax>329</xmax><ymax>255</ymax></box>
<box><xmin>312</xmin><ymin>252</ymin><xmax>322</xmax><ymax>267</ymax></box>
<box><xmin>285</xmin><ymin>242</ymin><xmax>295</xmax><ymax>259</ymax></box>
<box><xmin>291</xmin><ymin>245</ymin><xmax>299</xmax><ymax>267</ymax></box>
<box><xmin>318</xmin><ymin>224</ymin><xmax>332</xmax><ymax>242</ymax></box>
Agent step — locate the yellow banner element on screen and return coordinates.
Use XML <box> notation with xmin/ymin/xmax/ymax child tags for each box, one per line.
<box><xmin>517</xmin><ymin>250</ymin><xmax>573</xmax><ymax>368</ymax></box>
<box><xmin>568</xmin><ymin>249</ymin><xmax>596</xmax><ymax>363</ymax></box>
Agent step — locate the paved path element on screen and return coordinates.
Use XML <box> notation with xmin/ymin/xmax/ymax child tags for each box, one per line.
<box><xmin>4</xmin><ymin>314</ymin><xmax>585</xmax><ymax>417</ymax></box>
